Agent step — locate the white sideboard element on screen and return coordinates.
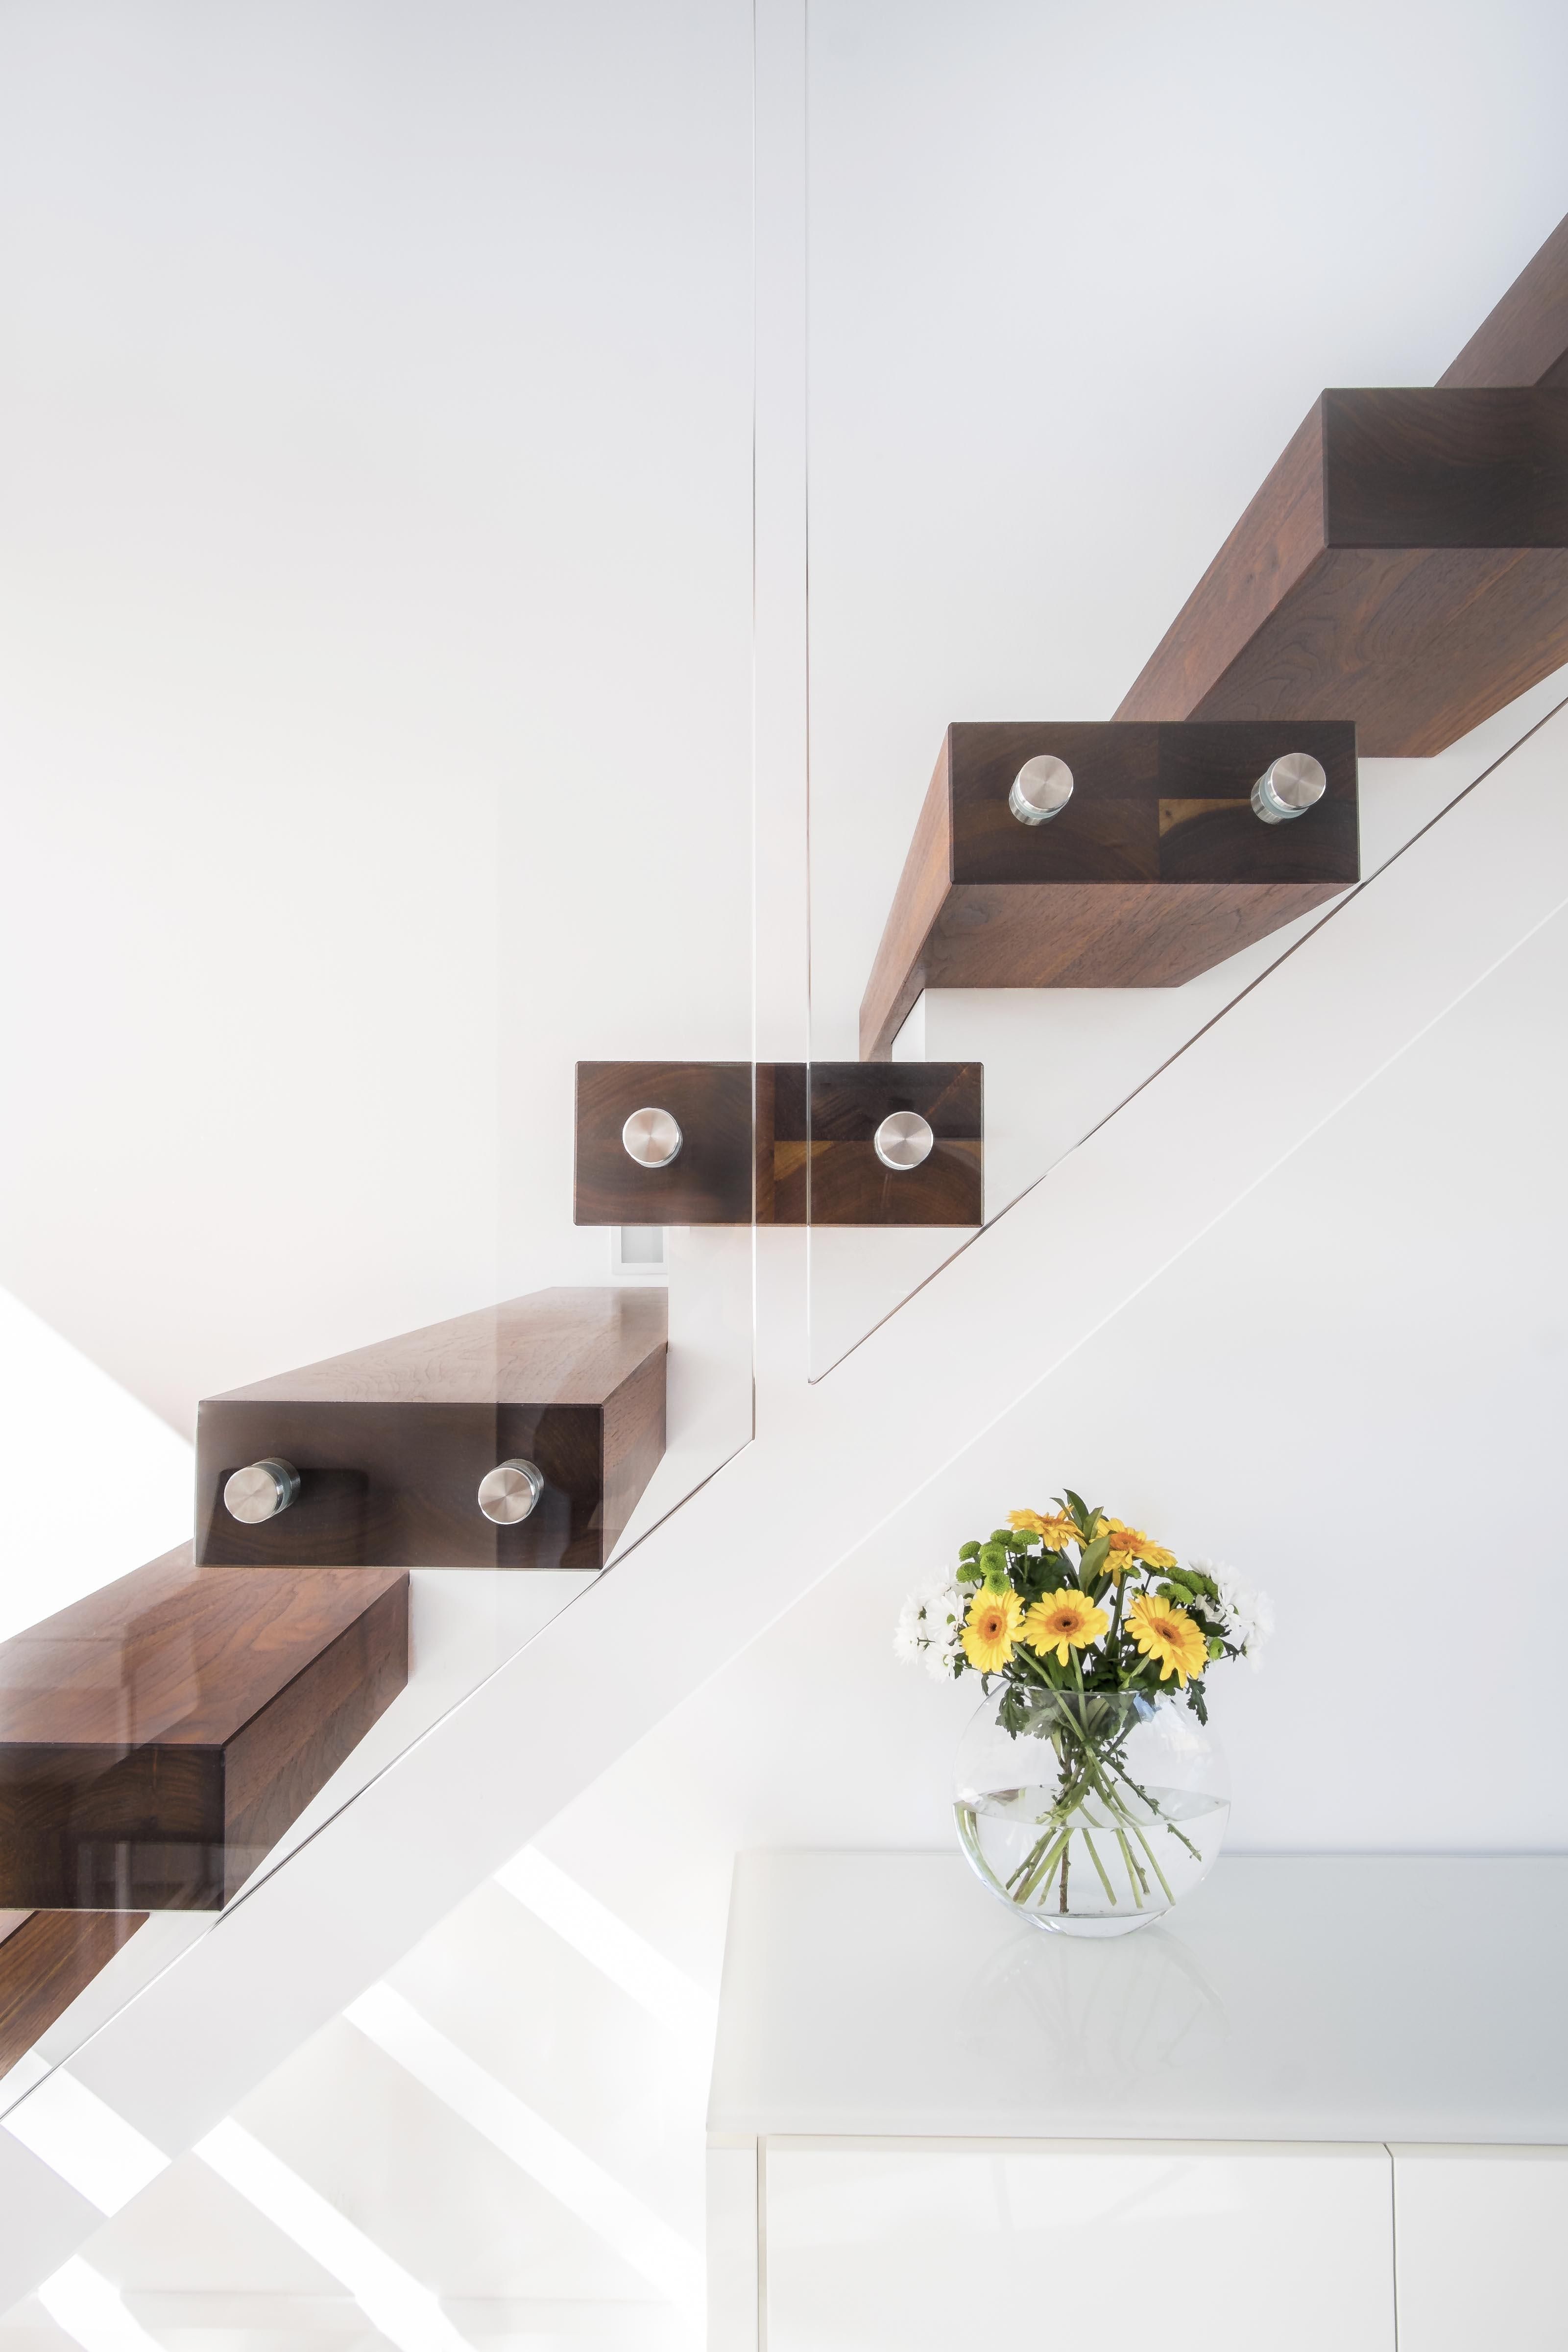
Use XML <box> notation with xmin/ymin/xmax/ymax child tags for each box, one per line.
<box><xmin>706</xmin><ymin>1852</ymin><xmax>1568</xmax><ymax>2352</ymax></box>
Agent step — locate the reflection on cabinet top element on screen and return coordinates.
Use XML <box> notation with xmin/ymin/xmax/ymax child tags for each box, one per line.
<box><xmin>209</xmin><ymin>1287</ymin><xmax>669</xmax><ymax>1407</ymax></box>
<box><xmin>709</xmin><ymin>1852</ymin><xmax>1568</xmax><ymax>2146</ymax></box>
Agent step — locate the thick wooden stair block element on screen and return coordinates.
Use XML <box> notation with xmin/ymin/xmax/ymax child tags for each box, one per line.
<box><xmin>1116</xmin><ymin>388</ymin><xmax>1568</xmax><ymax>756</ymax></box>
<box><xmin>859</xmin><ymin>720</ymin><xmax>1357</xmax><ymax>1061</ymax></box>
<box><xmin>0</xmin><ymin>1909</ymin><xmax>146</xmax><ymax>2074</ymax></box>
<box><xmin>575</xmin><ymin>1062</ymin><xmax>984</xmax><ymax>1226</ymax></box>
<box><xmin>1441</xmin><ymin>212</ymin><xmax>1568</xmax><ymax>391</ymax></box>
<box><xmin>0</xmin><ymin>1548</ymin><xmax>408</xmax><ymax>1910</ymax></box>
<box><xmin>197</xmin><ymin>1289</ymin><xmax>666</xmax><ymax>1570</ymax></box>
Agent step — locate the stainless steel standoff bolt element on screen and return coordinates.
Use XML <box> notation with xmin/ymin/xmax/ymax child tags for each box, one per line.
<box><xmin>1009</xmin><ymin>754</ymin><xmax>1074</xmax><ymax>825</ymax></box>
<box><xmin>874</xmin><ymin>1111</ymin><xmax>935</xmax><ymax>1170</ymax></box>
<box><xmin>223</xmin><ymin>1458</ymin><xmax>301</xmax><ymax>1523</ymax></box>
<box><xmin>1252</xmin><ymin>752</ymin><xmax>1327</xmax><ymax>824</ymax></box>
<box><xmin>477</xmin><ymin>1458</ymin><xmax>545</xmax><ymax>1524</ymax></box>
<box><xmin>621</xmin><ymin>1107</ymin><xmax>683</xmax><ymax>1166</ymax></box>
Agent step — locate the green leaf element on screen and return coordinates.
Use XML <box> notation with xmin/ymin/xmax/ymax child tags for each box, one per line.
<box><xmin>997</xmin><ymin>1686</ymin><xmax>1028</xmax><ymax>1739</ymax></box>
<box><xmin>1060</xmin><ymin>1489</ymin><xmax>1090</xmax><ymax>1530</ymax></box>
<box><xmin>1078</xmin><ymin>1533</ymin><xmax>1111</xmax><ymax>1581</ymax></box>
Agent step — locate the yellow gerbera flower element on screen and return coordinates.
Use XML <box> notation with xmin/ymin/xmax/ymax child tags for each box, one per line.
<box><xmin>1023</xmin><ymin>1587</ymin><xmax>1110</xmax><ymax>1665</ymax></box>
<box><xmin>962</xmin><ymin>1587</ymin><xmax>1024</xmax><ymax>1673</ymax></box>
<box><xmin>1125</xmin><ymin>1594</ymin><xmax>1208</xmax><ymax>1687</ymax></box>
<box><xmin>1008</xmin><ymin>1507</ymin><xmax>1080</xmax><ymax>1551</ymax></box>
<box><xmin>1098</xmin><ymin>1517</ymin><xmax>1178</xmax><ymax>1575</ymax></box>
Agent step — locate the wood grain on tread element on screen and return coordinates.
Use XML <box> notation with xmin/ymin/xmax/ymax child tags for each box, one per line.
<box><xmin>574</xmin><ymin>1062</ymin><xmax>984</xmax><ymax>1226</ymax></box>
<box><xmin>197</xmin><ymin>1290</ymin><xmax>669</xmax><ymax>1572</ymax></box>
<box><xmin>0</xmin><ymin>1910</ymin><xmax>146</xmax><ymax>2074</ymax></box>
<box><xmin>859</xmin><ymin>720</ymin><xmax>1358</xmax><ymax>1060</ymax></box>
<box><xmin>1441</xmin><ymin>211</ymin><xmax>1568</xmax><ymax>391</ymax></box>
<box><xmin>0</xmin><ymin>1545</ymin><xmax>409</xmax><ymax>1908</ymax></box>
<box><xmin>1116</xmin><ymin>390</ymin><xmax>1568</xmax><ymax>755</ymax></box>
<box><xmin>858</xmin><ymin>743</ymin><xmax>956</xmax><ymax>1076</ymax></box>
<box><xmin>217</xmin><ymin>1288</ymin><xmax>668</xmax><ymax>1407</ymax></box>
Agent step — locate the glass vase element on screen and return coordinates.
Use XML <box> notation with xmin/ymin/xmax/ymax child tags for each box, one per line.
<box><xmin>954</xmin><ymin>1681</ymin><xmax>1229</xmax><ymax>1937</ymax></box>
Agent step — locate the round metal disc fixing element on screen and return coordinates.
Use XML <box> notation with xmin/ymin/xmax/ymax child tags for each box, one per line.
<box><xmin>1009</xmin><ymin>754</ymin><xmax>1074</xmax><ymax>826</ymax></box>
<box><xmin>622</xmin><ymin>1106</ymin><xmax>683</xmax><ymax>1167</ymax></box>
<box><xmin>224</xmin><ymin>1458</ymin><xmax>301</xmax><ymax>1525</ymax></box>
<box><xmin>873</xmin><ymin>1110</ymin><xmax>935</xmax><ymax>1171</ymax></box>
<box><xmin>1252</xmin><ymin>752</ymin><xmax>1327</xmax><ymax>824</ymax></box>
<box><xmin>477</xmin><ymin>1458</ymin><xmax>545</xmax><ymax>1525</ymax></box>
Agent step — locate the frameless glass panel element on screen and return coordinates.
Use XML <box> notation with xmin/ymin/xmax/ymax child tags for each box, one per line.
<box><xmin>802</xmin><ymin>0</ymin><xmax>1568</xmax><ymax>1375</ymax></box>
<box><xmin>0</xmin><ymin>0</ymin><xmax>753</xmax><ymax>2110</ymax></box>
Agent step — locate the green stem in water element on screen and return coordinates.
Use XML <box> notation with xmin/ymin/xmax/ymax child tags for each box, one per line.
<box><xmin>1102</xmin><ymin>1753</ymin><xmax>1203</xmax><ymax>1862</ymax></box>
<box><xmin>1014</xmin><ymin>1825</ymin><xmax>1073</xmax><ymax>1907</ymax></box>
<box><xmin>1113</xmin><ymin>1825</ymin><xmax>1146</xmax><ymax>1908</ymax></box>
<box><xmin>1080</xmin><ymin>1828</ymin><xmax>1117</xmax><ymax>1907</ymax></box>
<box><xmin>1131</xmin><ymin>1820</ymin><xmax>1177</xmax><ymax>1906</ymax></box>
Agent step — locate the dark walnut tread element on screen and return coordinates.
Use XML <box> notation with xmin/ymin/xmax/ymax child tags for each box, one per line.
<box><xmin>196</xmin><ymin>1288</ymin><xmax>667</xmax><ymax>1572</ymax></box>
<box><xmin>859</xmin><ymin>720</ymin><xmax>1358</xmax><ymax>1062</ymax></box>
<box><xmin>1441</xmin><ymin>211</ymin><xmax>1568</xmax><ymax>392</ymax></box>
<box><xmin>1116</xmin><ymin>388</ymin><xmax>1568</xmax><ymax>757</ymax></box>
<box><xmin>576</xmin><ymin>1062</ymin><xmax>984</xmax><ymax>1228</ymax></box>
<box><xmin>0</xmin><ymin>1909</ymin><xmax>147</xmax><ymax>2075</ymax></box>
<box><xmin>0</xmin><ymin>1545</ymin><xmax>408</xmax><ymax>1911</ymax></box>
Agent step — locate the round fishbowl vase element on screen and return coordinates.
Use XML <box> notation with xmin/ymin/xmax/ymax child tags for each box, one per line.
<box><xmin>954</xmin><ymin>1683</ymin><xmax>1229</xmax><ymax>1937</ymax></box>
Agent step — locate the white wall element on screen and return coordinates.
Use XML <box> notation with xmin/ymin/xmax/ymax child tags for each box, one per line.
<box><xmin>0</xmin><ymin>0</ymin><xmax>753</xmax><ymax>1444</ymax></box>
<box><xmin>0</xmin><ymin>1289</ymin><xmax>192</xmax><ymax>1635</ymax></box>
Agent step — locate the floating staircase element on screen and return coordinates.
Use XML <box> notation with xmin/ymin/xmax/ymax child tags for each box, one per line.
<box><xmin>3</xmin><ymin>190</ymin><xmax>1568</xmax><ymax>2340</ymax></box>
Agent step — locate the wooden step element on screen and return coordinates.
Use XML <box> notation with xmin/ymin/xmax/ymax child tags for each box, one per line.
<box><xmin>858</xmin><ymin>720</ymin><xmax>1357</xmax><ymax>1061</ymax></box>
<box><xmin>574</xmin><ymin>1062</ymin><xmax>985</xmax><ymax>1225</ymax></box>
<box><xmin>0</xmin><ymin>1910</ymin><xmax>146</xmax><ymax>2079</ymax></box>
<box><xmin>0</xmin><ymin>1909</ymin><xmax>146</xmax><ymax>2076</ymax></box>
<box><xmin>1115</xmin><ymin>387</ymin><xmax>1568</xmax><ymax>756</ymax></box>
<box><xmin>196</xmin><ymin>1289</ymin><xmax>666</xmax><ymax>1570</ymax></box>
<box><xmin>0</xmin><ymin>1548</ymin><xmax>407</xmax><ymax>1910</ymax></box>
<box><xmin>1441</xmin><ymin>212</ymin><xmax>1568</xmax><ymax>390</ymax></box>
<box><xmin>1116</xmin><ymin>212</ymin><xmax>1568</xmax><ymax>757</ymax></box>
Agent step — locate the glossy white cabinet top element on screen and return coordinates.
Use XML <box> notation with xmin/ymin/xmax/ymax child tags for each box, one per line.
<box><xmin>708</xmin><ymin>1852</ymin><xmax>1568</xmax><ymax>2144</ymax></box>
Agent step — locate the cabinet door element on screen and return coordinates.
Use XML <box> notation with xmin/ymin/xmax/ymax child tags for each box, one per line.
<box><xmin>1392</xmin><ymin>2145</ymin><xmax>1568</xmax><ymax>2351</ymax></box>
<box><xmin>764</xmin><ymin>2138</ymin><xmax>1395</xmax><ymax>2352</ymax></box>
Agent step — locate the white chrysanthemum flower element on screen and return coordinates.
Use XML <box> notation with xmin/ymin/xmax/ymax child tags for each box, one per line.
<box><xmin>1189</xmin><ymin>1556</ymin><xmax>1274</xmax><ymax>1670</ymax></box>
<box><xmin>893</xmin><ymin>1575</ymin><xmax>965</xmax><ymax>1678</ymax></box>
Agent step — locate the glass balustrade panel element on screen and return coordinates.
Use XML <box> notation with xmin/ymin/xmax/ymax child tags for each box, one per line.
<box><xmin>801</xmin><ymin>0</ymin><xmax>1568</xmax><ymax>1373</ymax></box>
<box><xmin>0</xmin><ymin>0</ymin><xmax>755</xmax><ymax>2111</ymax></box>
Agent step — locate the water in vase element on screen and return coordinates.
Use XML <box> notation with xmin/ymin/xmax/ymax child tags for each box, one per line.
<box><xmin>956</xmin><ymin>1782</ymin><xmax>1230</xmax><ymax>1938</ymax></box>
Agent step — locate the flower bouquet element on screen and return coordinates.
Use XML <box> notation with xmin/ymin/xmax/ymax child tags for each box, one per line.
<box><xmin>896</xmin><ymin>1491</ymin><xmax>1272</xmax><ymax>1937</ymax></box>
